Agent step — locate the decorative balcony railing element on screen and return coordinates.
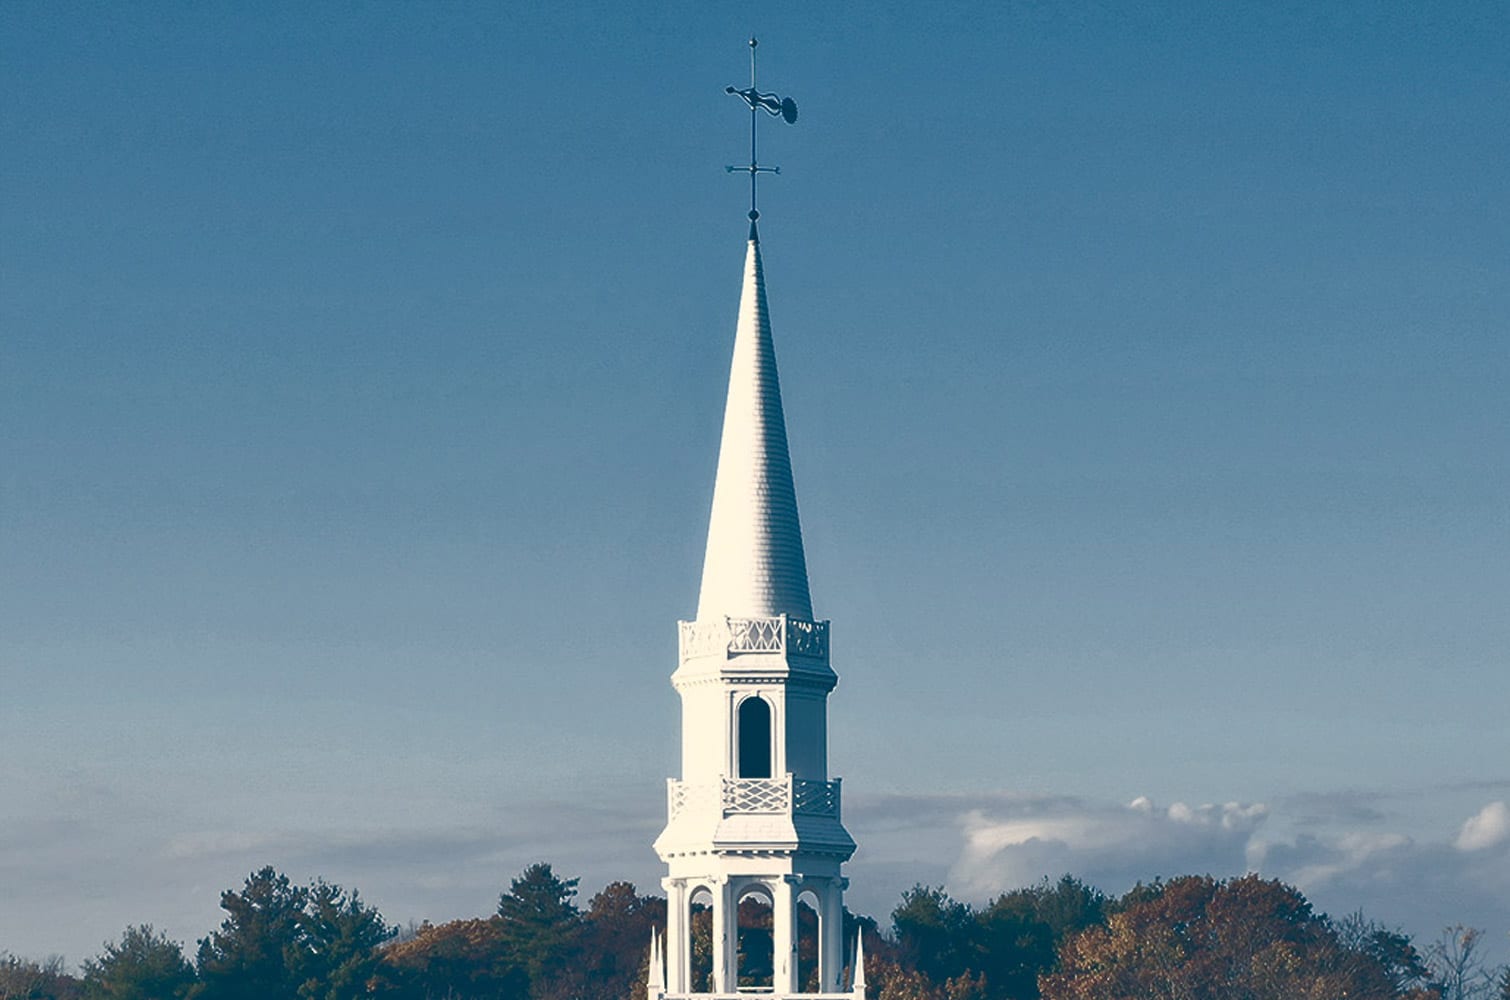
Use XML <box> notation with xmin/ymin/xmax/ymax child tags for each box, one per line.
<box><xmin>667</xmin><ymin>775</ymin><xmax>841</xmax><ymax>822</ymax></box>
<box><xmin>678</xmin><ymin>615</ymin><xmax>830</xmax><ymax>664</ymax></box>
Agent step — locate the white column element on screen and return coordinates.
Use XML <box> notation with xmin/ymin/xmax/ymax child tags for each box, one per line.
<box><xmin>711</xmin><ymin>877</ymin><xmax>734</xmax><ymax>993</ymax></box>
<box><xmin>821</xmin><ymin>880</ymin><xmax>845</xmax><ymax>992</ymax></box>
<box><xmin>662</xmin><ymin>878</ymin><xmax>685</xmax><ymax>993</ymax></box>
<box><xmin>815</xmin><ymin>879</ymin><xmax>829</xmax><ymax>992</ymax></box>
<box><xmin>773</xmin><ymin>877</ymin><xmax>798</xmax><ymax>993</ymax></box>
<box><xmin>726</xmin><ymin>880</ymin><xmax>742</xmax><ymax>990</ymax></box>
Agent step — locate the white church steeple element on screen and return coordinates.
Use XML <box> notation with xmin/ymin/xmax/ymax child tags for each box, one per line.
<box><xmin>651</xmin><ymin>43</ymin><xmax>862</xmax><ymax>998</ymax></box>
<box><xmin>652</xmin><ymin>220</ymin><xmax>860</xmax><ymax>999</ymax></box>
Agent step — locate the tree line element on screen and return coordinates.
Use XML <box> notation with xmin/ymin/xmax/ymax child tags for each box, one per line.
<box><xmin>3</xmin><ymin>864</ymin><xmax>1506</xmax><ymax>1000</ymax></box>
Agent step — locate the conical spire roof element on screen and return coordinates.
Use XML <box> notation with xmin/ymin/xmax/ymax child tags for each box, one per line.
<box><xmin>695</xmin><ymin>225</ymin><xmax>813</xmax><ymax>622</ymax></box>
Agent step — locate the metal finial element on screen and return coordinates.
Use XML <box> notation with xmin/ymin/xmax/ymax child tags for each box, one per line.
<box><xmin>725</xmin><ymin>37</ymin><xmax>798</xmax><ymax>227</ymax></box>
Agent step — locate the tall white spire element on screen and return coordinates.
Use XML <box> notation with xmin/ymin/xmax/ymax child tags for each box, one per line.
<box><xmin>656</xmin><ymin>47</ymin><xmax>854</xmax><ymax>996</ymax></box>
<box><xmin>695</xmin><ymin>224</ymin><xmax>813</xmax><ymax>622</ymax></box>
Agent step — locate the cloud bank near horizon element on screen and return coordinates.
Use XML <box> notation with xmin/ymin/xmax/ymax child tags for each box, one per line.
<box><xmin>3</xmin><ymin>782</ymin><xmax>1506</xmax><ymax>970</ymax></box>
<box><xmin>930</xmin><ymin>790</ymin><xmax>1510</xmax><ymax>961</ymax></box>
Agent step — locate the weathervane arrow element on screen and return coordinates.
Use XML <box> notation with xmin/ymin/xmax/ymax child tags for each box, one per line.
<box><xmin>725</xmin><ymin>37</ymin><xmax>798</xmax><ymax>225</ymax></box>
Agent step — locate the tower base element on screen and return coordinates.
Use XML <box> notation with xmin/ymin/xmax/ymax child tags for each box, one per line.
<box><xmin>652</xmin><ymin>993</ymin><xmax>863</xmax><ymax>999</ymax></box>
<box><xmin>646</xmin><ymin>927</ymin><xmax>867</xmax><ymax>999</ymax></box>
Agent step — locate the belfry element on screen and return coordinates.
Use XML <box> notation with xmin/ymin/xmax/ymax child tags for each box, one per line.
<box><xmin>649</xmin><ymin>41</ymin><xmax>863</xmax><ymax>1000</ymax></box>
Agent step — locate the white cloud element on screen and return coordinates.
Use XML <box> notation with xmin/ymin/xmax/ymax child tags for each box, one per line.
<box><xmin>165</xmin><ymin>830</ymin><xmax>296</xmax><ymax>861</ymax></box>
<box><xmin>948</xmin><ymin>796</ymin><xmax>1267</xmax><ymax>898</ymax></box>
<box><xmin>1279</xmin><ymin>830</ymin><xmax>1411</xmax><ymax>887</ymax></box>
<box><xmin>1455</xmin><ymin>801</ymin><xmax>1510</xmax><ymax>852</ymax></box>
<box><xmin>882</xmin><ymin>789</ymin><xmax>1510</xmax><ymax>970</ymax></box>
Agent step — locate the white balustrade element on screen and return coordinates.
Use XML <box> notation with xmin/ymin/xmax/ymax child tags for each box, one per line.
<box><xmin>666</xmin><ymin>775</ymin><xmax>842</xmax><ymax>821</ymax></box>
<box><xmin>678</xmin><ymin>615</ymin><xmax>830</xmax><ymax>664</ymax></box>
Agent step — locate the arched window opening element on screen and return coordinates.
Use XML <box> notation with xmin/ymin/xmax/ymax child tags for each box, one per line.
<box><xmin>738</xmin><ymin>697</ymin><xmax>773</xmax><ymax>778</ymax></box>
<box><xmin>737</xmin><ymin>887</ymin><xmax>774</xmax><ymax>990</ymax></box>
<box><xmin>796</xmin><ymin>890</ymin><xmax>822</xmax><ymax>991</ymax></box>
<box><xmin>688</xmin><ymin>887</ymin><xmax>714</xmax><ymax>992</ymax></box>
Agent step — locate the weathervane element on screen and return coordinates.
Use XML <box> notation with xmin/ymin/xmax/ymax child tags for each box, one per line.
<box><xmin>725</xmin><ymin>37</ymin><xmax>798</xmax><ymax>224</ymax></box>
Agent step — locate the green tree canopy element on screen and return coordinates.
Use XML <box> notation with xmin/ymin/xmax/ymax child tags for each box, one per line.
<box><xmin>891</xmin><ymin>885</ymin><xmax>976</xmax><ymax>986</ymax></box>
<box><xmin>296</xmin><ymin>881</ymin><xmax>393</xmax><ymax>1000</ymax></box>
<box><xmin>495</xmin><ymin>863</ymin><xmax>582</xmax><ymax>997</ymax></box>
<box><xmin>195</xmin><ymin>867</ymin><xmax>309</xmax><ymax>1000</ymax></box>
<box><xmin>193</xmin><ymin>867</ymin><xmax>392</xmax><ymax>1000</ymax></box>
<box><xmin>81</xmin><ymin>925</ymin><xmax>195</xmax><ymax>1000</ymax></box>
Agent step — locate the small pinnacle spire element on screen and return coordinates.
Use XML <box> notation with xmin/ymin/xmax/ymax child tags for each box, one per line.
<box><xmin>852</xmin><ymin>930</ymin><xmax>867</xmax><ymax>992</ymax></box>
<box><xmin>647</xmin><ymin>930</ymin><xmax>664</xmax><ymax>991</ymax></box>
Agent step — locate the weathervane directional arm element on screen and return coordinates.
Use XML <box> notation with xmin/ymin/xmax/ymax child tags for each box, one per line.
<box><xmin>726</xmin><ymin>86</ymin><xmax>798</xmax><ymax>123</ymax></box>
<box><xmin>724</xmin><ymin>36</ymin><xmax>798</xmax><ymax>223</ymax></box>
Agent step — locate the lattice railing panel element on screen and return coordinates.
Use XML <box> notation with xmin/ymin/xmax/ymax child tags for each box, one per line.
<box><xmin>667</xmin><ymin>776</ymin><xmax>842</xmax><ymax>820</ymax></box>
<box><xmin>678</xmin><ymin>616</ymin><xmax>830</xmax><ymax>663</ymax></box>
<box><xmin>793</xmin><ymin>777</ymin><xmax>840</xmax><ymax>817</ymax></box>
<box><xmin>678</xmin><ymin>619</ymin><xmax>729</xmax><ymax>660</ymax></box>
<box><xmin>728</xmin><ymin>616</ymin><xmax>782</xmax><ymax>651</ymax></box>
<box><xmin>667</xmin><ymin>779</ymin><xmax>722</xmax><ymax>821</ymax></box>
<box><xmin>723</xmin><ymin>777</ymin><xmax>791</xmax><ymax>813</ymax></box>
<box><xmin>785</xmin><ymin>617</ymin><xmax>828</xmax><ymax>659</ymax></box>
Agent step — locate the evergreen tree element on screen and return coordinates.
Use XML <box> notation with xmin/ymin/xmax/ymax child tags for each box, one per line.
<box><xmin>495</xmin><ymin>863</ymin><xmax>582</xmax><ymax>996</ymax></box>
<box><xmin>82</xmin><ymin>926</ymin><xmax>196</xmax><ymax>1000</ymax></box>
<box><xmin>891</xmin><ymin>886</ymin><xmax>975</xmax><ymax>986</ymax></box>
<box><xmin>194</xmin><ymin>867</ymin><xmax>309</xmax><ymax>1000</ymax></box>
<box><xmin>296</xmin><ymin>881</ymin><xmax>394</xmax><ymax>1000</ymax></box>
<box><xmin>972</xmin><ymin>895</ymin><xmax>1055</xmax><ymax>999</ymax></box>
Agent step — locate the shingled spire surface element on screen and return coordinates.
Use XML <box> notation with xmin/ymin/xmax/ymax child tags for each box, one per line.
<box><xmin>695</xmin><ymin>226</ymin><xmax>814</xmax><ymax>622</ymax></box>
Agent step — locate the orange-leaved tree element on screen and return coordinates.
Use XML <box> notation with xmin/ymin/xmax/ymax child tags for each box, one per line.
<box><xmin>1040</xmin><ymin>874</ymin><xmax>1434</xmax><ymax>1000</ymax></box>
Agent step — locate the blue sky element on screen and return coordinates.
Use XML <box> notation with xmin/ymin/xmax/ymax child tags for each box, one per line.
<box><xmin>2</xmin><ymin>0</ymin><xmax>1507</xmax><ymax>968</ymax></box>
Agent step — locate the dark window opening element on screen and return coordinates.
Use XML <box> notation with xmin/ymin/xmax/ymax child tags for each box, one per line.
<box><xmin>738</xmin><ymin>697</ymin><xmax>772</xmax><ymax>778</ymax></box>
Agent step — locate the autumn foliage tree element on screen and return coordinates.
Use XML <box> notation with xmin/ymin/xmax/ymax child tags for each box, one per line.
<box><xmin>0</xmin><ymin>954</ymin><xmax>83</xmax><ymax>1000</ymax></box>
<box><xmin>376</xmin><ymin>918</ymin><xmax>526</xmax><ymax>1000</ymax></box>
<box><xmin>1039</xmin><ymin>874</ymin><xmax>1433</xmax><ymax>1000</ymax></box>
<box><xmin>580</xmin><ymin>882</ymin><xmax>665</xmax><ymax>1000</ymax></box>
